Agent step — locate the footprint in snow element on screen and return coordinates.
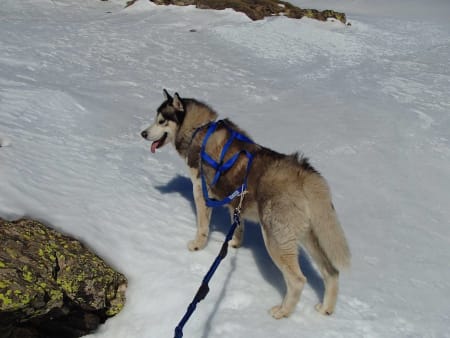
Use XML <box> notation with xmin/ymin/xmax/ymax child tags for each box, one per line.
<box><xmin>0</xmin><ymin>136</ymin><xmax>11</xmax><ymax>147</ymax></box>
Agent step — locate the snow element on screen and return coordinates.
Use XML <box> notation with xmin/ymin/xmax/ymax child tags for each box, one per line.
<box><xmin>1</xmin><ymin>0</ymin><xmax>450</xmax><ymax>337</ymax></box>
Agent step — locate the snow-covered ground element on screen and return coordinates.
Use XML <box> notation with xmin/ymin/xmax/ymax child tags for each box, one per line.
<box><xmin>1</xmin><ymin>0</ymin><xmax>449</xmax><ymax>337</ymax></box>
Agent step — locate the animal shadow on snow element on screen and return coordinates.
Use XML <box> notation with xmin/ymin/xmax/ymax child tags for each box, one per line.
<box><xmin>155</xmin><ymin>175</ymin><xmax>324</xmax><ymax>323</ymax></box>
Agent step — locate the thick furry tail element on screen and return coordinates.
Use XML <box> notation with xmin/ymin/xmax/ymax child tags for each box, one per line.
<box><xmin>313</xmin><ymin>207</ymin><xmax>351</xmax><ymax>271</ymax></box>
<box><xmin>306</xmin><ymin>179</ymin><xmax>351</xmax><ymax>270</ymax></box>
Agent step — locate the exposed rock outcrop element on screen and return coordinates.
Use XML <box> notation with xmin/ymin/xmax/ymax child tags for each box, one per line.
<box><xmin>150</xmin><ymin>0</ymin><xmax>347</xmax><ymax>23</ymax></box>
<box><xmin>0</xmin><ymin>218</ymin><xmax>127</xmax><ymax>338</ymax></box>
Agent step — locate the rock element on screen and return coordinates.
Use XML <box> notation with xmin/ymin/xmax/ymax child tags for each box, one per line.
<box><xmin>149</xmin><ymin>0</ymin><xmax>347</xmax><ymax>24</ymax></box>
<box><xmin>0</xmin><ymin>218</ymin><xmax>127</xmax><ymax>338</ymax></box>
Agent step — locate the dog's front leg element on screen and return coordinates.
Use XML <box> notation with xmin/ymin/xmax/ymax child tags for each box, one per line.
<box><xmin>228</xmin><ymin>207</ymin><xmax>245</xmax><ymax>248</ymax></box>
<box><xmin>188</xmin><ymin>168</ymin><xmax>211</xmax><ymax>251</ymax></box>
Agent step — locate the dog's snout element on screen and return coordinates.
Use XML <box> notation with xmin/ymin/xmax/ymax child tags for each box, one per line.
<box><xmin>141</xmin><ymin>130</ymin><xmax>148</xmax><ymax>139</ymax></box>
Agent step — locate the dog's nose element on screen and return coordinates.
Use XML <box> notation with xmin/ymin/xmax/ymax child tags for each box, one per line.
<box><xmin>141</xmin><ymin>130</ymin><xmax>148</xmax><ymax>139</ymax></box>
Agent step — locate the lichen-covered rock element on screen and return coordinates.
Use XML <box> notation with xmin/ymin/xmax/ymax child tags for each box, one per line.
<box><xmin>149</xmin><ymin>0</ymin><xmax>347</xmax><ymax>24</ymax></box>
<box><xmin>0</xmin><ymin>218</ymin><xmax>127</xmax><ymax>338</ymax></box>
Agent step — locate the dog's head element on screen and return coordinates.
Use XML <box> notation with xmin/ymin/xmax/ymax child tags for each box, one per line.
<box><xmin>141</xmin><ymin>89</ymin><xmax>186</xmax><ymax>153</ymax></box>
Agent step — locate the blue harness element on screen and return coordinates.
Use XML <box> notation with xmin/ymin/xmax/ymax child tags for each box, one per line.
<box><xmin>173</xmin><ymin>120</ymin><xmax>254</xmax><ymax>338</ymax></box>
<box><xmin>199</xmin><ymin>120</ymin><xmax>254</xmax><ymax>207</ymax></box>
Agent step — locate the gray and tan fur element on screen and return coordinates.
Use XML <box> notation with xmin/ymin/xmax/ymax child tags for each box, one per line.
<box><xmin>141</xmin><ymin>90</ymin><xmax>351</xmax><ymax>319</ymax></box>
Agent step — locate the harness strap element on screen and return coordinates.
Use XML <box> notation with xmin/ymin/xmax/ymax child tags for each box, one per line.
<box><xmin>199</xmin><ymin>121</ymin><xmax>254</xmax><ymax>207</ymax></box>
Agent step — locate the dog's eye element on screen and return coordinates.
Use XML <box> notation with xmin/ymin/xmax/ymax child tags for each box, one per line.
<box><xmin>158</xmin><ymin>120</ymin><xmax>165</xmax><ymax>125</ymax></box>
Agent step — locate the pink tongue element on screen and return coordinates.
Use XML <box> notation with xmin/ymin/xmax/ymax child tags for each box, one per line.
<box><xmin>151</xmin><ymin>141</ymin><xmax>160</xmax><ymax>154</ymax></box>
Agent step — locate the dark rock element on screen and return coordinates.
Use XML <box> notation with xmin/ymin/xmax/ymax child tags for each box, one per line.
<box><xmin>149</xmin><ymin>0</ymin><xmax>347</xmax><ymax>24</ymax></box>
<box><xmin>0</xmin><ymin>218</ymin><xmax>127</xmax><ymax>338</ymax></box>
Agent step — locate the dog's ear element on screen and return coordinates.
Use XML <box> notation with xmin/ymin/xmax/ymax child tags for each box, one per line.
<box><xmin>163</xmin><ymin>89</ymin><xmax>172</xmax><ymax>101</ymax></box>
<box><xmin>173</xmin><ymin>92</ymin><xmax>184</xmax><ymax>112</ymax></box>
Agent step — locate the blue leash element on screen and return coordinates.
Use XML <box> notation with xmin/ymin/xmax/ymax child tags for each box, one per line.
<box><xmin>174</xmin><ymin>209</ymin><xmax>241</xmax><ymax>338</ymax></box>
<box><xmin>174</xmin><ymin>121</ymin><xmax>254</xmax><ymax>338</ymax></box>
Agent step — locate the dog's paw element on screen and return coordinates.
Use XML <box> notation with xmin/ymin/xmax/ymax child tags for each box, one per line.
<box><xmin>315</xmin><ymin>303</ymin><xmax>333</xmax><ymax>316</ymax></box>
<box><xmin>270</xmin><ymin>305</ymin><xmax>290</xmax><ymax>319</ymax></box>
<box><xmin>187</xmin><ymin>239</ymin><xmax>206</xmax><ymax>251</ymax></box>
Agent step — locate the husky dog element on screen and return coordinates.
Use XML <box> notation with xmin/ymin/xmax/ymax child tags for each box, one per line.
<box><xmin>141</xmin><ymin>90</ymin><xmax>350</xmax><ymax>319</ymax></box>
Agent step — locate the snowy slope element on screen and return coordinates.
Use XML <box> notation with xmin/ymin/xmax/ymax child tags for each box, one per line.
<box><xmin>1</xmin><ymin>0</ymin><xmax>450</xmax><ymax>337</ymax></box>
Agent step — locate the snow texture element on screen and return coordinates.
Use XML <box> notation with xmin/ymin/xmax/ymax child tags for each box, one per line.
<box><xmin>1</xmin><ymin>0</ymin><xmax>449</xmax><ymax>337</ymax></box>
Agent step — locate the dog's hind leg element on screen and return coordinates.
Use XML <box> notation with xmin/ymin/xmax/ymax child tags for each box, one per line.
<box><xmin>188</xmin><ymin>168</ymin><xmax>212</xmax><ymax>251</ymax></box>
<box><xmin>260</xmin><ymin>216</ymin><xmax>307</xmax><ymax>319</ymax></box>
<box><xmin>303</xmin><ymin>231</ymin><xmax>339</xmax><ymax>315</ymax></box>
